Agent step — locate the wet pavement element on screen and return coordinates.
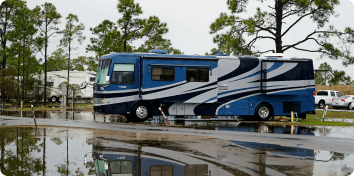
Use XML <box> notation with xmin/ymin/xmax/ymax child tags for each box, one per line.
<box><xmin>0</xmin><ymin>126</ymin><xmax>353</xmax><ymax>176</ymax></box>
<box><xmin>1</xmin><ymin>110</ymin><xmax>354</xmax><ymax>138</ymax></box>
<box><xmin>1</xmin><ymin>112</ymin><xmax>354</xmax><ymax>175</ymax></box>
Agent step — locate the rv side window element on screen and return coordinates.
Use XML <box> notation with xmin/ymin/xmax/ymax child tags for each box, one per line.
<box><xmin>111</xmin><ymin>64</ymin><xmax>135</xmax><ymax>84</ymax></box>
<box><xmin>186</xmin><ymin>68</ymin><xmax>209</xmax><ymax>82</ymax></box>
<box><xmin>150</xmin><ymin>165</ymin><xmax>173</xmax><ymax>176</ymax></box>
<box><xmin>185</xmin><ymin>164</ymin><xmax>208</xmax><ymax>176</ymax></box>
<box><xmin>46</xmin><ymin>82</ymin><xmax>54</xmax><ymax>87</ymax></box>
<box><xmin>90</xmin><ymin>77</ymin><xmax>95</xmax><ymax>82</ymax></box>
<box><xmin>151</xmin><ymin>67</ymin><xmax>174</xmax><ymax>81</ymax></box>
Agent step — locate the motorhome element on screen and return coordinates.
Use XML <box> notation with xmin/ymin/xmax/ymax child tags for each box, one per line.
<box><xmin>35</xmin><ymin>70</ymin><xmax>96</xmax><ymax>102</ymax></box>
<box><xmin>93</xmin><ymin>50</ymin><xmax>315</xmax><ymax>121</ymax></box>
<box><xmin>88</xmin><ymin>138</ymin><xmax>224</xmax><ymax>176</ymax></box>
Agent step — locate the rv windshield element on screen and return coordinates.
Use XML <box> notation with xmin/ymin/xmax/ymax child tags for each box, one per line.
<box><xmin>96</xmin><ymin>59</ymin><xmax>112</xmax><ymax>85</ymax></box>
<box><xmin>94</xmin><ymin>159</ymin><xmax>107</xmax><ymax>176</ymax></box>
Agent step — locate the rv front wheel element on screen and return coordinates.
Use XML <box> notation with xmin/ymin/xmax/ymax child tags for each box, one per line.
<box><xmin>132</xmin><ymin>104</ymin><xmax>151</xmax><ymax>122</ymax></box>
<box><xmin>50</xmin><ymin>96</ymin><xmax>58</xmax><ymax>103</ymax></box>
<box><xmin>255</xmin><ymin>104</ymin><xmax>272</xmax><ymax>121</ymax></box>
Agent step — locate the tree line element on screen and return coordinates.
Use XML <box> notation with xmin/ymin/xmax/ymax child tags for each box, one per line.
<box><xmin>1</xmin><ymin>0</ymin><xmax>354</xmax><ymax>104</ymax></box>
<box><xmin>0</xmin><ymin>0</ymin><xmax>182</xmax><ymax>105</ymax></box>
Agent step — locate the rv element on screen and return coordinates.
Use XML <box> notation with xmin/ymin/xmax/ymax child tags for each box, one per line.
<box><xmin>35</xmin><ymin>70</ymin><xmax>96</xmax><ymax>102</ymax></box>
<box><xmin>87</xmin><ymin>138</ymin><xmax>228</xmax><ymax>176</ymax></box>
<box><xmin>93</xmin><ymin>50</ymin><xmax>315</xmax><ymax>121</ymax></box>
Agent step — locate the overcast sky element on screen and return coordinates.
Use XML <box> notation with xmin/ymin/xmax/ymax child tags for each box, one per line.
<box><xmin>1</xmin><ymin>0</ymin><xmax>354</xmax><ymax>78</ymax></box>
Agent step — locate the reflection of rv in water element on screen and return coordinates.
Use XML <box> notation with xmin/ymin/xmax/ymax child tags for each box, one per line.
<box><xmin>86</xmin><ymin>138</ymin><xmax>235</xmax><ymax>176</ymax></box>
<box><xmin>34</xmin><ymin>70</ymin><xmax>96</xmax><ymax>102</ymax></box>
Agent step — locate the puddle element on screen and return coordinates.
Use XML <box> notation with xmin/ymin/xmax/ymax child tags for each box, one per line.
<box><xmin>0</xmin><ymin>127</ymin><xmax>353</xmax><ymax>176</ymax></box>
<box><xmin>2</xmin><ymin>111</ymin><xmax>354</xmax><ymax>140</ymax></box>
<box><xmin>0</xmin><ymin>110</ymin><xmax>112</xmax><ymax>122</ymax></box>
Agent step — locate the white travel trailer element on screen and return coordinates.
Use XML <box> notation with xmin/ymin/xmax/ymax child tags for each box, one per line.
<box><xmin>35</xmin><ymin>70</ymin><xmax>96</xmax><ymax>103</ymax></box>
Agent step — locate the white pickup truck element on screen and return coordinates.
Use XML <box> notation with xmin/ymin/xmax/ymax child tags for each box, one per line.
<box><xmin>315</xmin><ymin>90</ymin><xmax>343</xmax><ymax>108</ymax></box>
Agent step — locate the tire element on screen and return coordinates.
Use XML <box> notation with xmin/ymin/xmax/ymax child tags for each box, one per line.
<box><xmin>348</xmin><ymin>103</ymin><xmax>352</xmax><ymax>110</ymax></box>
<box><xmin>131</xmin><ymin>103</ymin><xmax>151</xmax><ymax>122</ymax></box>
<box><xmin>255</xmin><ymin>103</ymin><xmax>273</xmax><ymax>121</ymax></box>
<box><xmin>50</xmin><ymin>96</ymin><xmax>58</xmax><ymax>103</ymax></box>
<box><xmin>318</xmin><ymin>101</ymin><xmax>325</xmax><ymax>109</ymax></box>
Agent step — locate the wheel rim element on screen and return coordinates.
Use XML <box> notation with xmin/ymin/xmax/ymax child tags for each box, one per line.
<box><xmin>51</xmin><ymin>97</ymin><xmax>56</xmax><ymax>102</ymax></box>
<box><xmin>258</xmin><ymin>106</ymin><xmax>269</xmax><ymax>118</ymax></box>
<box><xmin>349</xmin><ymin>104</ymin><xmax>352</xmax><ymax>109</ymax></box>
<box><xmin>136</xmin><ymin>106</ymin><xmax>148</xmax><ymax>119</ymax></box>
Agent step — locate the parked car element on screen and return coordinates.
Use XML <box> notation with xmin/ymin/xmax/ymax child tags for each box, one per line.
<box><xmin>315</xmin><ymin>90</ymin><xmax>343</xmax><ymax>108</ymax></box>
<box><xmin>332</xmin><ymin>95</ymin><xmax>354</xmax><ymax>109</ymax></box>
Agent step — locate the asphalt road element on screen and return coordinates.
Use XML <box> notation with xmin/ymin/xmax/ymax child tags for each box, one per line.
<box><xmin>1</xmin><ymin>115</ymin><xmax>354</xmax><ymax>154</ymax></box>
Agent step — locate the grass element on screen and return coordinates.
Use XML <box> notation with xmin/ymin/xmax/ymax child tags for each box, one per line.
<box><xmin>307</xmin><ymin>111</ymin><xmax>354</xmax><ymax>119</ymax></box>
<box><xmin>268</xmin><ymin>115</ymin><xmax>354</xmax><ymax>126</ymax></box>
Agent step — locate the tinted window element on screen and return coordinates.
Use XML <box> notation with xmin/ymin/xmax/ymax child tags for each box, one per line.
<box><xmin>110</xmin><ymin>161</ymin><xmax>133</xmax><ymax>174</ymax></box>
<box><xmin>111</xmin><ymin>64</ymin><xmax>135</xmax><ymax>84</ymax></box>
<box><xmin>186</xmin><ymin>68</ymin><xmax>209</xmax><ymax>82</ymax></box>
<box><xmin>185</xmin><ymin>164</ymin><xmax>208</xmax><ymax>176</ymax></box>
<box><xmin>150</xmin><ymin>165</ymin><xmax>173</xmax><ymax>176</ymax></box>
<box><xmin>266</xmin><ymin>61</ymin><xmax>314</xmax><ymax>81</ymax></box>
<box><xmin>152</xmin><ymin>67</ymin><xmax>174</xmax><ymax>81</ymax></box>
<box><xmin>337</xmin><ymin>92</ymin><xmax>343</xmax><ymax>97</ymax></box>
<box><xmin>90</xmin><ymin>77</ymin><xmax>95</xmax><ymax>82</ymax></box>
<box><xmin>317</xmin><ymin>91</ymin><xmax>328</xmax><ymax>96</ymax></box>
<box><xmin>330</xmin><ymin>92</ymin><xmax>335</xmax><ymax>97</ymax></box>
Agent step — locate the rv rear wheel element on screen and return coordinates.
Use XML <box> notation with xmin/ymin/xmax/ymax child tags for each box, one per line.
<box><xmin>50</xmin><ymin>96</ymin><xmax>58</xmax><ymax>103</ymax></box>
<box><xmin>132</xmin><ymin>103</ymin><xmax>151</xmax><ymax>122</ymax></box>
<box><xmin>255</xmin><ymin>103</ymin><xmax>272</xmax><ymax>121</ymax></box>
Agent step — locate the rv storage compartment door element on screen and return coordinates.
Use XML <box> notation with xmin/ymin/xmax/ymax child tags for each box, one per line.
<box><xmin>222</xmin><ymin>100</ymin><xmax>249</xmax><ymax>115</ymax></box>
<box><xmin>168</xmin><ymin>104</ymin><xmax>177</xmax><ymax>115</ymax></box>
<box><xmin>177</xmin><ymin>103</ymin><xmax>185</xmax><ymax>115</ymax></box>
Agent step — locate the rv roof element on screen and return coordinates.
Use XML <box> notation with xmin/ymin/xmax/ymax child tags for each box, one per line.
<box><xmin>104</xmin><ymin>53</ymin><xmax>218</xmax><ymax>60</ymax></box>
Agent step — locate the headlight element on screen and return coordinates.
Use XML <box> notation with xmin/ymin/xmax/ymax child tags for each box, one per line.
<box><xmin>101</xmin><ymin>100</ymin><xmax>106</xmax><ymax>103</ymax></box>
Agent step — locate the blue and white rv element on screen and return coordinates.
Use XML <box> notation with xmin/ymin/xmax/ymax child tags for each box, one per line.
<box><xmin>93</xmin><ymin>50</ymin><xmax>315</xmax><ymax>121</ymax></box>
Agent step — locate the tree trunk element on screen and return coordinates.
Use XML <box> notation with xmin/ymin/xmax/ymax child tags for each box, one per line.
<box><xmin>124</xmin><ymin>26</ymin><xmax>127</xmax><ymax>52</ymax></box>
<box><xmin>44</xmin><ymin>21</ymin><xmax>48</xmax><ymax>106</ymax></box>
<box><xmin>66</xmin><ymin>23</ymin><xmax>72</xmax><ymax>106</ymax></box>
<box><xmin>22</xmin><ymin>37</ymin><xmax>25</xmax><ymax>103</ymax></box>
<box><xmin>275</xmin><ymin>0</ymin><xmax>283</xmax><ymax>53</ymax></box>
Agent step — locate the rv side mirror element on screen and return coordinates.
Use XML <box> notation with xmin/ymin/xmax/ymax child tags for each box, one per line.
<box><xmin>106</xmin><ymin>76</ymin><xmax>110</xmax><ymax>84</ymax></box>
<box><xmin>84</xmin><ymin>152</ymin><xmax>93</xmax><ymax>164</ymax></box>
<box><xmin>104</xmin><ymin>161</ymin><xmax>109</xmax><ymax>170</ymax></box>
